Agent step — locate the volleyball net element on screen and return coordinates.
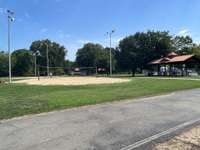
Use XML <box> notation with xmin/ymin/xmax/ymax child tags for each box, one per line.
<box><xmin>36</xmin><ymin>66</ymin><xmax>100</xmax><ymax>77</ymax></box>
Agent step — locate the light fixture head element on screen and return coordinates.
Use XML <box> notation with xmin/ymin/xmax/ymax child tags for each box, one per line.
<box><xmin>7</xmin><ymin>9</ymin><xmax>14</xmax><ymax>15</ymax></box>
<box><xmin>10</xmin><ymin>17</ymin><xmax>15</xmax><ymax>22</ymax></box>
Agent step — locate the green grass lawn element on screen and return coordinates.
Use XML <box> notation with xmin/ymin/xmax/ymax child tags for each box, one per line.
<box><xmin>1</xmin><ymin>78</ymin><xmax>200</xmax><ymax>120</ymax></box>
<box><xmin>187</xmin><ymin>76</ymin><xmax>200</xmax><ymax>79</ymax></box>
<box><xmin>0</xmin><ymin>76</ymin><xmax>33</xmax><ymax>82</ymax></box>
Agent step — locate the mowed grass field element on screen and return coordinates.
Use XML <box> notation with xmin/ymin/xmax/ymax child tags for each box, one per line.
<box><xmin>1</xmin><ymin>78</ymin><xmax>200</xmax><ymax>120</ymax></box>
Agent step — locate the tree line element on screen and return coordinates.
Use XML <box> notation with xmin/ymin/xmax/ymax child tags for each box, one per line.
<box><xmin>0</xmin><ymin>39</ymin><xmax>67</xmax><ymax>76</ymax></box>
<box><xmin>76</xmin><ymin>31</ymin><xmax>200</xmax><ymax>76</ymax></box>
<box><xmin>1</xmin><ymin>30</ymin><xmax>200</xmax><ymax>76</ymax></box>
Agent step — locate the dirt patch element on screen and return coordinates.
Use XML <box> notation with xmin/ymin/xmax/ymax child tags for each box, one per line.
<box><xmin>13</xmin><ymin>77</ymin><xmax>130</xmax><ymax>86</ymax></box>
<box><xmin>154</xmin><ymin>126</ymin><xmax>200</xmax><ymax>150</ymax></box>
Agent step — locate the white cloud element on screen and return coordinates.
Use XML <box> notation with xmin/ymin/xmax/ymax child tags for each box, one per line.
<box><xmin>178</xmin><ymin>29</ymin><xmax>191</xmax><ymax>37</ymax></box>
<box><xmin>60</xmin><ymin>36</ymin><xmax>123</xmax><ymax>61</ymax></box>
<box><xmin>77</xmin><ymin>40</ymin><xmax>92</xmax><ymax>44</ymax></box>
<box><xmin>177</xmin><ymin>29</ymin><xmax>200</xmax><ymax>44</ymax></box>
<box><xmin>77</xmin><ymin>36</ymin><xmax>123</xmax><ymax>47</ymax></box>
<box><xmin>109</xmin><ymin>37</ymin><xmax>123</xmax><ymax>44</ymax></box>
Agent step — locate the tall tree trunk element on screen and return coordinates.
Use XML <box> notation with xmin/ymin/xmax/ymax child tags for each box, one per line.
<box><xmin>132</xmin><ymin>69</ymin><xmax>135</xmax><ymax>77</ymax></box>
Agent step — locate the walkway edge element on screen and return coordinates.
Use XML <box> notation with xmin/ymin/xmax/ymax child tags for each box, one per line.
<box><xmin>121</xmin><ymin>118</ymin><xmax>200</xmax><ymax>150</ymax></box>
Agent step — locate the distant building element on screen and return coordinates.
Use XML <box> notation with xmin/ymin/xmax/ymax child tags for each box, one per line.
<box><xmin>148</xmin><ymin>52</ymin><xmax>200</xmax><ymax>76</ymax></box>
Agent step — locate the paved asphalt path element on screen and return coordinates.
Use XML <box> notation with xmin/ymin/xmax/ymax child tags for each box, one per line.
<box><xmin>1</xmin><ymin>89</ymin><xmax>200</xmax><ymax>150</ymax></box>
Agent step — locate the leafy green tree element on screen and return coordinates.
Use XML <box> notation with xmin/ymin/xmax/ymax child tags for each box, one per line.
<box><xmin>76</xmin><ymin>43</ymin><xmax>110</xmax><ymax>70</ymax></box>
<box><xmin>12</xmin><ymin>49</ymin><xmax>33</xmax><ymax>76</ymax></box>
<box><xmin>173</xmin><ymin>36</ymin><xmax>193</xmax><ymax>54</ymax></box>
<box><xmin>118</xmin><ymin>31</ymin><xmax>173</xmax><ymax>76</ymax></box>
<box><xmin>64</xmin><ymin>60</ymin><xmax>75</xmax><ymax>74</ymax></box>
<box><xmin>0</xmin><ymin>51</ymin><xmax>9</xmax><ymax>77</ymax></box>
<box><xmin>30</xmin><ymin>39</ymin><xmax>67</xmax><ymax>67</ymax></box>
<box><xmin>64</xmin><ymin>60</ymin><xmax>75</xmax><ymax>68</ymax></box>
<box><xmin>104</xmin><ymin>47</ymin><xmax>117</xmax><ymax>72</ymax></box>
<box><xmin>191</xmin><ymin>44</ymin><xmax>200</xmax><ymax>58</ymax></box>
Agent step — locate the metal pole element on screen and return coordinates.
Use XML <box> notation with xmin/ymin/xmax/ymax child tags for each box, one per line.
<box><xmin>96</xmin><ymin>67</ymin><xmax>98</xmax><ymax>76</ymax></box>
<box><xmin>7</xmin><ymin>10</ymin><xmax>14</xmax><ymax>84</ymax></box>
<box><xmin>38</xmin><ymin>65</ymin><xmax>40</xmax><ymax>81</ymax></box>
<box><xmin>8</xmin><ymin>16</ymin><xmax>12</xmax><ymax>83</ymax></box>
<box><xmin>109</xmin><ymin>33</ymin><xmax>112</xmax><ymax>76</ymax></box>
<box><xmin>34</xmin><ymin>54</ymin><xmax>37</xmax><ymax>77</ymax></box>
<box><xmin>107</xmin><ymin>30</ymin><xmax>115</xmax><ymax>76</ymax></box>
<box><xmin>46</xmin><ymin>43</ymin><xmax>49</xmax><ymax>77</ymax></box>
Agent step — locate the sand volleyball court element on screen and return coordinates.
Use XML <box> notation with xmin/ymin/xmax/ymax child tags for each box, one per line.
<box><xmin>13</xmin><ymin>77</ymin><xmax>130</xmax><ymax>86</ymax></box>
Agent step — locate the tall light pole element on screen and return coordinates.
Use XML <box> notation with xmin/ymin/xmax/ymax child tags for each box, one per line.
<box><xmin>7</xmin><ymin>10</ymin><xmax>15</xmax><ymax>83</ymax></box>
<box><xmin>40</xmin><ymin>42</ymin><xmax>50</xmax><ymax>77</ymax></box>
<box><xmin>107</xmin><ymin>30</ymin><xmax>115</xmax><ymax>76</ymax></box>
<box><xmin>45</xmin><ymin>43</ymin><xmax>49</xmax><ymax>77</ymax></box>
<box><xmin>33</xmin><ymin>50</ymin><xmax>40</xmax><ymax>77</ymax></box>
<box><xmin>34</xmin><ymin>53</ymin><xmax>37</xmax><ymax>77</ymax></box>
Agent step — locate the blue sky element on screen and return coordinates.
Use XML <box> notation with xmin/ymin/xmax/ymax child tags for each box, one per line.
<box><xmin>0</xmin><ymin>0</ymin><xmax>200</xmax><ymax>60</ymax></box>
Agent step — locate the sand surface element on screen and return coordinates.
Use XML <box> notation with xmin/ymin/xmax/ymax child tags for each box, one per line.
<box><xmin>13</xmin><ymin>77</ymin><xmax>130</xmax><ymax>86</ymax></box>
<box><xmin>154</xmin><ymin>126</ymin><xmax>200</xmax><ymax>150</ymax></box>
